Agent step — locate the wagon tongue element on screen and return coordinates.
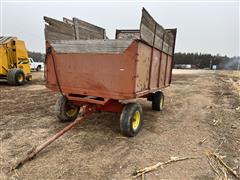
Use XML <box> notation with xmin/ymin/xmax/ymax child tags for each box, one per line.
<box><xmin>13</xmin><ymin>105</ymin><xmax>95</xmax><ymax>169</ymax></box>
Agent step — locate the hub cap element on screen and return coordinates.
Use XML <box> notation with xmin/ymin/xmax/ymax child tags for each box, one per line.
<box><xmin>132</xmin><ymin>110</ymin><xmax>140</xmax><ymax>130</ymax></box>
<box><xmin>18</xmin><ymin>74</ymin><xmax>23</xmax><ymax>82</ymax></box>
<box><xmin>65</xmin><ymin>104</ymin><xmax>78</xmax><ymax>117</ymax></box>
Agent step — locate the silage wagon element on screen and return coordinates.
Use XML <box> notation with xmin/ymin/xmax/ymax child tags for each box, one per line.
<box><xmin>44</xmin><ymin>8</ymin><xmax>177</xmax><ymax>137</ymax></box>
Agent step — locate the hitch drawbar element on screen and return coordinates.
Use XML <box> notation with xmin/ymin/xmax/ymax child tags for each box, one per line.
<box><xmin>14</xmin><ymin>106</ymin><xmax>95</xmax><ymax>169</ymax></box>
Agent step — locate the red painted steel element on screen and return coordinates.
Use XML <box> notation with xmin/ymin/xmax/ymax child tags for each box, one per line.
<box><xmin>45</xmin><ymin>39</ymin><xmax>174</xmax><ymax>105</ymax></box>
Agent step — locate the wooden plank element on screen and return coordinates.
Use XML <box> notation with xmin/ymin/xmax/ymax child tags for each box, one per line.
<box><xmin>116</xmin><ymin>29</ymin><xmax>140</xmax><ymax>40</ymax></box>
<box><xmin>141</xmin><ymin>8</ymin><xmax>155</xmax><ymax>32</ymax></box>
<box><xmin>63</xmin><ymin>17</ymin><xmax>74</xmax><ymax>25</ymax></box>
<box><xmin>44</xmin><ymin>16</ymin><xmax>75</xmax><ymax>41</ymax></box>
<box><xmin>166</xmin><ymin>28</ymin><xmax>177</xmax><ymax>56</ymax></box>
<box><xmin>44</xmin><ymin>16</ymin><xmax>106</xmax><ymax>41</ymax></box>
<box><xmin>140</xmin><ymin>23</ymin><xmax>154</xmax><ymax>46</ymax></box>
<box><xmin>73</xmin><ymin>18</ymin><xmax>105</xmax><ymax>40</ymax></box>
<box><xmin>73</xmin><ymin>18</ymin><xmax>104</xmax><ymax>33</ymax></box>
<box><xmin>44</xmin><ymin>16</ymin><xmax>74</xmax><ymax>33</ymax></box>
<box><xmin>154</xmin><ymin>35</ymin><xmax>163</xmax><ymax>50</ymax></box>
<box><xmin>45</xmin><ymin>25</ymin><xmax>74</xmax><ymax>37</ymax></box>
<box><xmin>45</xmin><ymin>26</ymin><xmax>75</xmax><ymax>41</ymax></box>
<box><xmin>162</xmin><ymin>41</ymin><xmax>169</xmax><ymax>54</ymax></box>
<box><xmin>51</xmin><ymin>39</ymin><xmax>133</xmax><ymax>54</ymax></box>
<box><xmin>140</xmin><ymin>8</ymin><xmax>176</xmax><ymax>55</ymax></box>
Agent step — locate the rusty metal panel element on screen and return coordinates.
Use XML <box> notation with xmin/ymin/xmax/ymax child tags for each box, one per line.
<box><xmin>135</xmin><ymin>42</ymin><xmax>151</xmax><ymax>92</ymax></box>
<box><xmin>46</xmin><ymin>41</ymin><xmax>138</xmax><ymax>100</ymax></box>
<box><xmin>159</xmin><ymin>53</ymin><xmax>167</xmax><ymax>87</ymax></box>
<box><xmin>149</xmin><ymin>49</ymin><xmax>160</xmax><ymax>89</ymax></box>
<box><xmin>165</xmin><ymin>55</ymin><xmax>172</xmax><ymax>86</ymax></box>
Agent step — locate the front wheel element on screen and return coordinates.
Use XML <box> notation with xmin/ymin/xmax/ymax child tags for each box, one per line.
<box><xmin>26</xmin><ymin>74</ymin><xmax>32</xmax><ymax>81</ymax></box>
<box><xmin>120</xmin><ymin>102</ymin><xmax>143</xmax><ymax>137</ymax></box>
<box><xmin>7</xmin><ymin>68</ymin><xmax>25</xmax><ymax>85</ymax></box>
<box><xmin>55</xmin><ymin>95</ymin><xmax>80</xmax><ymax>122</ymax></box>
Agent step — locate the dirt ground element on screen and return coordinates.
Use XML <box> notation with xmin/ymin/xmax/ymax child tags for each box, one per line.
<box><xmin>0</xmin><ymin>69</ymin><xmax>239</xmax><ymax>180</ymax></box>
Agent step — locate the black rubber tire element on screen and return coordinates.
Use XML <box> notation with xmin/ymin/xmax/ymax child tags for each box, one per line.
<box><xmin>36</xmin><ymin>66</ymin><xmax>41</xmax><ymax>71</ymax></box>
<box><xmin>26</xmin><ymin>74</ymin><xmax>32</xmax><ymax>81</ymax></box>
<box><xmin>152</xmin><ymin>91</ymin><xmax>164</xmax><ymax>111</ymax></box>
<box><xmin>55</xmin><ymin>95</ymin><xmax>80</xmax><ymax>122</ymax></box>
<box><xmin>7</xmin><ymin>68</ymin><xmax>25</xmax><ymax>85</ymax></box>
<box><xmin>120</xmin><ymin>102</ymin><xmax>143</xmax><ymax>137</ymax></box>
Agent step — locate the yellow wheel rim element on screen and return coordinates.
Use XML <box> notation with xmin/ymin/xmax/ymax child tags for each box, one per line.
<box><xmin>18</xmin><ymin>74</ymin><xmax>23</xmax><ymax>82</ymax></box>
<box><xmin>132</xmin><ymin>111</ymin><xmax>140</xmax><ymax>130</ymax></box>
<box><xmin>66</xmin><ymin>107</ymin><xmax>78</xmax><ymax>117</ymax></box>
<box><xmin>28</xmin><ymin>76</ymin><xmax>32</xmax><ymax>81</ymax></box>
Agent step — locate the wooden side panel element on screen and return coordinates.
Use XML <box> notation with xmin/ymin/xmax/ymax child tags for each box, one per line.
<box><xmin>159</xmin><ymin>53</ymin><xmax>167</xmax><ymax>87</ymax></box>
<box><xmin>73</xmin><ymin>18</ymin><xmax>105</xmax><ymax>40</ymax></box>
<box><xmin>63</xmin><ymin>17</ymin><xmax>74</xmax><ymax>25</ymax></box>
<box><xmin>44</xmin><ymin>16</ymin><xmax>106</xmax><ymax>41</ymax></box>
<box><xmin>150</xmin><ymin>49</ymin><xmax>160</xmax><ymax>89</ymax></box>
<box><xmin>44</xmin><ymin>16</ymin><xmax>75</xmax><ymax>41</ymax></box>
<box><xmin>135</xmin><ymin>42</ymin><xmax>151</xmax><ymax>92</ymax></box>
<box><xmin>140</xmin><ymin>8</ymin><xmax>175</xmax><ymax>55</ymax></box>
<box><xmin>115</xmin><ymin>29</ymin><xmax>140</xmax><ymax>40</ymax></box>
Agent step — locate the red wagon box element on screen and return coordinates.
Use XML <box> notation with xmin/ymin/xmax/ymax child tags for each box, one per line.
<box><xmin>44</xmin><ymin>8</ymin><xmax>177</xmax><ymax>137</ymax></box>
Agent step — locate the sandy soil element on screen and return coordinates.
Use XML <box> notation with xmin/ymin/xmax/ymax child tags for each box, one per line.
<box><xmin>0</xmin><ymin>70</ymin><xmax>239</xmax><ymax>179</ymax></box>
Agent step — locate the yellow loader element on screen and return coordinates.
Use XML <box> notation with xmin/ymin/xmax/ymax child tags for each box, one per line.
<box><xmin>0</xmin><ymin>37</ymin><xmax>32</xmax><ymax>85</ymax></box>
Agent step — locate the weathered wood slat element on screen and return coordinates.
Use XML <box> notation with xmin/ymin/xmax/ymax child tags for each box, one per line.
<box><xmin>51</xmin><ymin>40</ymin><xmax>133</xmax><ymax>54</ymax></box>
<box><xmin>162</xmin><ymin>41</ymin><xmax>169</xmax><ymax>54</ymax></box>
<box><xmin>45</xmin><ymin>25</ymin><xmax>74</xmax><ymax>37</ymax></box>
<box><xmin>44</xmin><ymin>16</ymin><xmax>75</xmax><ymax>41</ymax></box>
<box><xmin>73</xmin><ymin>18</ymin><xmax>104</xmax><ymax>33</ymax></box>
<box><xmin>116</xmin><ymin>29</ymin><xmax>140</xmax><ymax>40</ymax></box>
<box><xmin>63</xmin><ymin>17</ymin><xmax>74</xmax><ymax>25</ymax></box>
<box><xmin>44</xmin><ymin>28</ymin><xmax>75</xmax><ymax>41</ymax></box>
<box><xmin>140</xmin><ymin>8</ymin><xmax>176</xmax><ymax>55</ymax></box>
<box><xmin>73</xmin><ymin>18</ymin><xmax>105</xmax><ymax>40</ymax></box>
<box><xmin>141</xmin><ymin>9</ymin><xmax>155</xmax><ymax>32</ymax></box>
<box><xmin>44</xmin><ymin>16</ymin><xmax>105</xmax><ymax>41</ymax></box>
<box><xmin>140</xmin><ymin>23</ymin><xmax>154</xmax><ymax>46</ymax></box>
<box><xmin>154</xmin><ymin>35</ymin><xmax>163</xmax><ymax>50</ymax></box>
<box><xmin>44</xmin><ymin>17</ymin><xmax>74</xmax><ymax>34</ymax></box>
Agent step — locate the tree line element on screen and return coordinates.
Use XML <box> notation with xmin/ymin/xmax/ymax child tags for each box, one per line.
<box><xmin>28</xmin><ymin>51</ymin><xmax>240</xmax><ymax>70</ymax></box>
<box><xmin>174</xmin><ymin>52</ymin><xmax>239</xmax><ymax>70</ymax></box>
<box><xmin>28</xmin><ymin>51</ymin><xmax>45</xmax><ymax>62</ymax></box>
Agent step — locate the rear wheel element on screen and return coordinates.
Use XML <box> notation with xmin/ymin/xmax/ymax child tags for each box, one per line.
<box><xmin>152</xmin><ymin>91</ymin><xmax>164</xmax><ymax>111</ymax></box>
<box><xmin>36</xmin><ymin>66</ymin><xmax>41</xmax><ymax>71</ymax></box>
<box><xmin>120</xmin><ymin>102</ymin><xmax>143</xmax><ymax>137</ymax></box>
<box><xmin>26</xmin><ymin>74</ymin><xmax>32</xmax><ymax>81</ymax></box>
<box><xmin>55</xmin><ymin>95</ymin><xmax>80</xmax><ymax>122</ymax></box>
<box><xmin>7</xmin><ymin>68</ymin><xmax>25</xmax><ymax>85</ymax></box>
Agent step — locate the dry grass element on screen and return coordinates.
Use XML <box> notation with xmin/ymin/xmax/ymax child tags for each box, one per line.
<box><xmin>218</xmin><ymin>70</ymin><xmax>240</xmax><ymax>97</ymax></box>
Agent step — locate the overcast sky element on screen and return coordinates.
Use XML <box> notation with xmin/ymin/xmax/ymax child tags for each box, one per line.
<box><xmin>1</xmin><ymin>1</ymin><xmax>239</xmax><ymax>57</ymax></box>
